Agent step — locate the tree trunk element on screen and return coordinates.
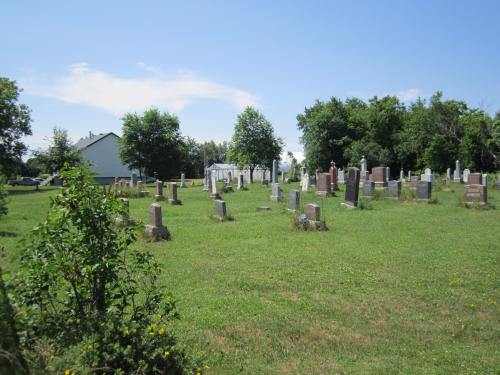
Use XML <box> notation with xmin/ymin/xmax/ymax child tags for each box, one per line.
<box><xmin>250</xmin><ymin>166</ymin><xmax>254</xmax><ymax>184</ymax></box>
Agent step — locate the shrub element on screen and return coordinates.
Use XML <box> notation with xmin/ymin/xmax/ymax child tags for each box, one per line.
<box><xmin>12</xmin><ymin>163</ymin><xmax>202</xmax><ymax>374</ymax></box>
<box><xmin>0</xmin><ymin>177</ymin><xmax>8</xmax><ymax>219</ymax></box>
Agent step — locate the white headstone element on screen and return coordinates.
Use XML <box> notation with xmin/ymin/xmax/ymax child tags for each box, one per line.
<box><xmin>463</xmin><ymin>168</ymin><xmax>470</xmax><ymax>183</ymax></box>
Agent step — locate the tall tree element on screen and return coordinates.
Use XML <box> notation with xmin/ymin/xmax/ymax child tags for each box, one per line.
<box><xmin>227</xmin><ymin>107</ymin><xmax>283</xmax><ymax>183</ymax></box>
<box><xmin>34</xmin><ymin>127</ymin><xmax>81</xmax><ymax>174</ymax></box>
<box><xmin>0</xmin><ymin>78</ymin><xmax>32</xmax><ymax>177</ymax></box>
<box><xmin>119</xmin><ymin>108</ymin><xmax>184</xmax><ymax>179</ymax></box>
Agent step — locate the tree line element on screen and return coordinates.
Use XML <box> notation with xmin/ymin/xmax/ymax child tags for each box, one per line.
<box><xmin>297</xmin><ymin>92</ymin><xmax>499</xmax><ymax>174</ymax></box>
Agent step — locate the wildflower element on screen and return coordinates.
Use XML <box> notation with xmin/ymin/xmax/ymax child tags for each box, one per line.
<box><xmin>149</xmin><ymin>331</ymin><xmax>155</xmax><ymax>337</ymax></box>
<box><xmin>158</xmin><ymin>327</ymin><xmax>165</xmax><ymax>335</ymax></box>
<box><xmin>123</xmin><ymin>328</ymin><xmax>129</xmax><ymax>336</ymax></box>
<box><xmin>203</xmin><ymin>364</ymin><xmax>210</xmax><ymax>369</ymax></box>
<box><xmin>163</xmin><ymin>351</ymin><xmax>170</xmax><ymax>358</ymax></box>
<box><xmin>75</xmin><ymin>318</ymin><xmax>80</xmax><ymax>324</ymax></box>
<box><xmin>65</xmin><ymin>370</ymin><xmax>70</xmax><ymax>375</ymax></box>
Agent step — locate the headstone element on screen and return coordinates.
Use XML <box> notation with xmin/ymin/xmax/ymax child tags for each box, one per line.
<box><xmin>116</xmin><ymin>197</ymin><xmax>129</xmax><ymax>225</ymax></box>
<box><xmin>315</xmin><ymin>169</ymin><xmax>320</xmax><ymax>186</ymax></box>
<box><xmin>304</xmin><ymin>203</ymin><xmax>320</xmax><ymax>222</ymax></box>
<box><xmin>316</xmin><ymin>173</ymin><xmax>332</xmax><ymax>197</ymax></box>
<box><xmin>180</xmin><ymin>173</ymin><xmax>187</xmax><ymax>188</ymax></box>
<box><xmin>400</xmin><ymin>168</ymin><xmax>405</xmax><ymax>182</ymax></box>
<box><xmin>464</xmin><ymin>184</ymin><xmax>488</xmax><ymax>207</ymax></box>
<box><xmin>338</xmin><ymin>169</ymin><xmax>345</xmax><ymax>184</ymax></box>
<box><xmin>360</xmin><ymin>170</ymin><xmax>370</xmax><ymax>183</ymax></box>
<box><xmin>482</xmin><ymin>173</ymin><xmax>488</xmax><ymax>186</ymax></box>
<box><xmin>155</xmin><ymin>180</ymin><xmax>165</xmax><ymax>201</ymax></box>
<box><xmin>301</xmin><ymin>173</ymin><xmax>309</xmax><ymax>192</ymax></box>
<box><xmin>408</xmin><ymin>170</ymin><xmax>411</xmax><ymax>180</ymax></box>
<box><xmin>454</xmin><ymin>160</ymin><xmax>462</xmax><ymax>183</ymax></box>
<box><xmin>281</xmin><ymin>170</ymin><xmax>285</xmax><ymax>183</ymax></box>
<box><xmin>257</xmin><ymin>206</ymin><xmax>271</xmax><ymax>211</ymax></box>
<box><xmin>495</xmin><ymin>175</ymin><xmax>500</xmax><ymax>189</ymax></box>
<box><xmin>468</xmin><ymin>173</ymin><xmax>481</xmax><ymax>185</ymax></box>
<box><xmin>270</xmin><ymin>183</ymin><xmax>282</xmax><ymax>202</ymax></box>
<box><xmin>292</xmin><ymin>166</ymin><xmax>298</xmax><ymax>181</ymax></box>
<box><xmin>213</xmin><ymin>199</ymin><xmax>227</xmax><ymax>220</ymax></box>
<box><xmin>463</xmin><ymin>168</ymin><xmax>470</xmax><ymax>183</ymax></box>
<box><xmin>360</xmin><ymin>155</ymin><xmax>367</xmax><ymax>172</ymax></box>
<box><xmin>211</xmin><ymin>170</ymin><xmax>220</xmax><ymax>199</ymax></box>
<box><xmin>416</xmin><ymin>181</ymin><xmax>432</xmax><ymax>200</ymax></box>
<box><xmin>288</xmin><ymin>189</ymin><xmax>300</xmax><ymax>211</ymax></box>
<box><xmin>227</xmin><ymin>171</ymin><xmax>232</xmax><ymax>183</ymax></box>
<box><xmin>237</xmin><ymin>174</ymin><xmax>245</xmax><ymax>190</ymax></box>
<box><xmin>388</xmin><ymin>180</ymin><xmax>401</xmax><ymax>199</ymax></box>
<box><xmin>385</xmin><ymin>167</ymin><xmax>390</xmax><ymax>182</ymax></box>
<box><xmin>362</xmin><ymin>180</ymin><xmax>374</xmax><ymax>197</ymax></box>
<box><xmin>168</xmin><ymin>182</ymin><xmax>182</xmax><ymax>205</ymax></box>
<box><xmin>421</xmin><ymin>168</ymin><xmax>433</xmax><ymax>182</ymax></box>
<box><xmin>145</xmin><ymin>203</ymin><xmax>169</xmax><ymax>240</ymax></box>
<box><xmin>343</xmin><ymin>167</ymin><xmax>360</xmax><ymax>208</ymax></box>
<box><xmin>301</xmin><ymin>167</ymin><xmax>306</xmax><ymax>180</ymax></box>
<box><xmin>272</xmin><ymin>160</ymin><xmax>278</xmax><ymax>184</ymax></box>
<box><xmin>372</xmin><ymin>167</ymin><xmax>387</xmax><ymax>189</ymax></box>
<box><xmin>203</xmin><ymin>169</ymin><xmax>210</xmax><ymax>191</ymax></box>
<box><xmin>137</xmin><ymin>181</ymin><xmax>149</xmax><ymax>197</ymax></box>
<box><xmin>131</xmin><ymin>173</ymin><xmax>138</xmax><ymax>187</ymax></box>
<box><xmin>329</xmin><ymin>161</ymin><xmax>338</xmax><ymax>191</ymax></box>
<box><xmin>410</xmin><ymin>176</ymin><xmax>419</xmax><ymax>188</ymax></box>
<box><xmin>447</xmin><ymin>168</ymin><xmax>451</xmax><ymax>181</ymax></box>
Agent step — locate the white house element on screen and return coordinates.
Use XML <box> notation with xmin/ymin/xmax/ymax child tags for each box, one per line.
<box><xmin>75</xmin><ymin>132</ymin><xmax>137</xmax><ymax>184</ymax></box>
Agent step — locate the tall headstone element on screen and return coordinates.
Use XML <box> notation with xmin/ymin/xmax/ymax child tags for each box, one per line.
<box><xmin>281</xmin><ymin>170</ymin><xmax>285</xmax><ymax>183</ymax></box>
<box><xmin>301</xmin><ymin>173</ymin><xmax>309</xmax><ymax>192</ymax></box>
<box><xmin>343</xmin><ymin>167</ymin><xmax>360</xmax><ymax>208</ymax></box>
<box><xmin>203</xmin><ymin>168</ymin><xmax>210</xmax><ymax>191</ymax></box>
<box><xmin>237</xmin><ymin>174</ymin><xmax>245</xmax><ymax>190</ymax></box>
<box><xmin>131</xmin><ymin>173</ymin><xmax>138</xmax><ymax>187</ymax></box>
<box><xmin>494</xmin><ymin>175</ymin><xmax>500</xmax><ymax>189</ymax></box>
<box><xmin>447</xmin><ymin>168</ymin><xmax>451</xmax><ymax>181</ymax></box>
<box><xmin>454</xmin><ymin>160</ymin><xmax>462</xmax><ymax>183</ymax></box>
<box><xmin>410</xmin><ymin>176</ymin><xmax>419</xmax><ymax>188</ymax></box>
<box><xmin>468</xmin><ymin>173</ymin><xmax>481</xmax><ymax>185</ymax></box>
<box><xmin>155</xmin><ymin>180</ymin><xmax>165</xmax><ymax>201</ymax></box>
<box><xmin>386</xmin><ymin>167</ymin><xmax>391</xmax><ymax>182</ymax></box>
<box><xmin>316</xmin><ymin>173</ymin><xmax>332</xmax><ymax>197</ymax></box>
<box><xmin>421</xmin><ymin>168</ymin><xmax>433</xmax><ymax>182</ymax></box>
<box><xmin>272</xmin><ymin>160</ymin><xmax>278</xmax><ymax>184</ymax></box>
<box><xmin>211</xmin><ymin>170</ymin><xmax>220</xmax><ymax>199</ymax></box>
<box><xmin>315</xmin><ymin>169</ymin><xmax>320</xmax><ymax>186</ymax></box>
<box><xmin>301</xmin><ymin>167</ymin><xmax>306</xmax><ymax>180</ymax></box>
<box><xmin>145</xmin><ymin>203</ymin><xmax>169</xmax><ymax>240</ymax></box>
<box><xmin>360</xmin><ymin>155</ymin><xmax>367</xmax><ymax>172</ymax></box>
<box><xmin>168</xmin><ymin>182</ymin><xmax>182</xmax><ymax>205</ymax></box>
<box><xmin>338</xmin><ymin>169</ymin><xmax>345</xmax><ymax>184</ymax></box>
<box><xmin>271</xmin><ymin>183</ymin><xmax>282</xmax><ymax>202</ymax></box>
<box><xmin>213</xmin><ymin>199</ymin><xmax>227</xmax><ymax>220</ymax></box>
<box><xmin>304</xmin><ymin>203</ymin><xmax>320</xmax><ymax>222</ymax></box>
<box><xmin>400</xmin><ymin>168</ymin><xmax>405</xmax><ymax>182</ymax></box>
<box><xmin>388</xmin><ymin>180</ymin><xmax>401</xmax><ymax>199</ymax></box>
<box><xmin>482</xmin><ymin>174</ymin><xmax>488</xmax><ymax>186</ymax></box>
<box><xmin>416</xmin><ymin>181</ymin><xmax>432</xmax><ymax>200</ymax></box>
<box><xmin>372</xmin><ymin>167</ymin><xmax>387</xmax><ymax>189</ymax></box>
<box><xmin>288</xmin><ymin>189</ymin><xmax>300</xmax><ymax>211</ymax></box>
<box><xmin>463</xmin><ymin>169</ymin><xmax>471</xmax><ymax>183</ymax></box>
<box><xmin>464</xmin><ymin>184</ymin><xmax>488</xmax><ymax>207</ymax></box>
<box><xmin>362</xmin><ymin>180</ymin><xmax>374</xmax><ymax>197</ymax></box>
<box><xmin>227</xmin><ymin>171</ymin><xmax>232</xmax><ymax>183</ymax></box>
<box><xmin>180</xmin><ymin>173</ymin><xmax>187</xmax><ymax>188</ymax></box>
<box><xmin>408</xmin><ymin>170</ymin><xmax>411</xmax><ymax>180</ymax></box>
<box><xmin>329</xmin><ymin>161</ymin><xmax>338</xmax><ymax>191</ymax></box>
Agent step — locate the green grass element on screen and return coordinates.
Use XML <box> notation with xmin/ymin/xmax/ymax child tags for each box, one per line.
<box><xmin>1</xmin><ymin>181</ymin><xmax>500</xmax><ymax>374</ymax></box>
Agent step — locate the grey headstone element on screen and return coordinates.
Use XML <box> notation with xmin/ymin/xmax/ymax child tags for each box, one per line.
<box><xmin>271</xmin><ymin>183</ymin><xmax>282</xmax><ymax>201</ymax></box>
<box><xmin>360</xmin><ymin>155</ymin><xmax>367</xmax><ymax>172</ymax></box>
<box><xmin>343</xmin><ymin>167</ymin><xmax>360</xmax><ymax>208</ymax></box>
<box><xmin>155</xmin><ymin>180</ymin><xmax>165</xmax><ymax>201</ymax></box>
<box><xmin>338</xmin><ymin>169</ymin><xmax>345</xmax><ymax>184</ymax></box>
<box><xmin>288</xmin><ymin>189</ymin><xmax>300</xmax><ymax>211</ymax></box>
<box><xmin>180</xmin><ymin>173</ymin><xmax>187</xmax><ymax>188</ymax></box>
<box><xmin>386</xmin><ymin>167</ymin><xmax>390</xmax><ymax>182</ymax></box>
<box><xmin>463</xmin><ymin>169</ymin><xmax>470</xmax><ymax>183</ymax></box>
<box><xmin>482</xmin><ymin>174</ymin><xmax>488</xmax><ymax>186</ymax></box>
<box><xmin>400</xmin><ymin>168</ymin><xmax>404</xmax><ymax>182</ymax></box>
<box><xmin>213</xmin><ymin>200</ymin><xmax>227</xmax><ymax>219</ymax></box>
<box><xmin>168</xmin><ymin>182</ymin><xmax>182</xmax><ymax>205</ymax></box>
<box><xmin>388</xmin><ymin>180</ymin><xmax>401</xmax><ymax>199</ymax></box>
<box><xmin>272</xmin><ymin>160</ymin><xmax>278</xmax><ymax>184</ymax></box>
<box><xmin>447</xmin><ymin>168</ymin><xmax>451</xmax><ymax>181</ymax></box>
<box><xmin>211</xmin><ymin>170</ymin><xmax>220</xmax><ymax>199</ymax></box>
<box><xmin>416</xmin><ymin>181</ymin><xmax>432</xmax><ymax>200</ymax></box>
<box><xmin>237</xmin><ymin>174</ymin><xmax>245</xmax><ymax>190</ymax></box>
<box><xmin>454</xmin><ymin>160</ymin><xmax>461</xmax><ymax>183</ymax></box>
<box><xmin>316</xmin><ymin>173</ymin><xmax>332</xmax><ymax>197</ymax></box>
<box><xmin>301</xmin><ymin>173</ymin><xmax>309</xmax><ymax>192</ymax></box>
<box><xmin>362</xmin><ymin>180</ymin><xmax>374</xmax><ymax>197</ymax></box>
<box><xmin>145</xmin><ymin>203</ymin><xmax>169</xmax><ymax>239</ymax></box>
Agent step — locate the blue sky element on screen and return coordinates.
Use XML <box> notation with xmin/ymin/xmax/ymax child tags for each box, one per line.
<box><xmin>2</xmin><ymin>1</ymin><xmax>500</xmax><ymax>160</ymax></box>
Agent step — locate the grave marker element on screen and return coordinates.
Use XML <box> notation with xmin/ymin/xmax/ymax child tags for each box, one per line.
<box><xmin>145</xmin><ymin>203</ymin><xmax>169</xmax><ymax>240</ymax></box>
<box><xmin>316</xmin><ymin>173</ymin><xmax>332</xmax><ymax>197</ymax></box>
<box><xmin>416</xmin><ymin>181</ymin><xmax>432</xmax><ymax>200</ymax></box>
<box><xmin>288</xmin><ymin>189</ymin><xmax>300</xmax><ymax>211</ymax></box>
<box><xmin>343</xmin><ymin>167</ymin><xmax>360</xmax><ymax>208</ymax></box>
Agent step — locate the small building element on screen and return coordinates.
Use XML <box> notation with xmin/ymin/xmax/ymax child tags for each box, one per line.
<box><xmin>75</xmin><ymin>132</ymin><xmax>137</xmax><ymax>184</ymax></box>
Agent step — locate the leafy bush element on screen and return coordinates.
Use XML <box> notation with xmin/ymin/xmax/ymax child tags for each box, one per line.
<box><xmin>0</xmin><ymin>179</ymin><xmax>8</xmax><ymax>219</ymax></box>
<box><xmin>12</xmin><ymin>164</ymin><xmax>202</xmax><ymax>374</ymax></box>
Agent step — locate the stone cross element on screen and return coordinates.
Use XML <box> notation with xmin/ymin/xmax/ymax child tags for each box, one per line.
<box><xmin>145</xmin><ymin>203</ymin><xmax>169</xmax><ymax>240</ymax></box>
<box><xmin>343</xmin><ymin>167</ymin><xmax>360</xmax><ymax>208</ymax></box>
<box><xmin>288</xmin><ymin>189</ymin><xmax>300</xmax><ymax>211</ymax></box>
<box><xmin>155</xmin><ymin>180</ymin><xmax>165</xmax><ymax>201</ymax></box>
<box><xmin>168</xmin><ymin>182</ymin><xmax>182</xmax><ymax>205</ymax></box>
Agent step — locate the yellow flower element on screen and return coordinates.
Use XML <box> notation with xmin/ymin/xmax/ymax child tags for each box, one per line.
<box><xmin>149</xmin><ymin>332</ymin><xmax>155</xmax><ymax>337</ymax></box>
<box><xmin>65</xmin><ymin>370</ymin><xmax>70</xmax><ymax>375</ymax></box>
<box><xmin>123</xmin><ymin>328</ymin><xmax>129</xmax><ymax>336</ymax></box>
<box><xmin>163</xmin><ymin>351</ymin><xmax>170</xmax><ymax>358</ymax></box>
<box><xmin>75</xmin><ymin>319</ymin><xmax>80</xmax><ymax>324</ymax></box>
<box><xmin>71</xmin><ymin>372</ymin><xmax>76</xmax><ymax>375</ymax></box>
<box><xmin>158</xmin><ymin>327</ymin><xmax>165</xmax><ymax>335</ymax></box>
<box><xmin>203</xmin><ymin>364</ymin><xmax>210</xmax><ymax>369</ymax></box>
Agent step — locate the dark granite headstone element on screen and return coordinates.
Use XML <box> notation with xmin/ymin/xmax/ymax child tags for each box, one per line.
<box><xmin>388</xmin><ymin>180</ymin><xmax>401</xmax><ymax>199</ymax></box>
<box><xmin>416</xmin><ymin>181</ymin><xmax>432</xmax><ymax>200</ymax></box>
<box><xmin>343</xmin><ymin>167</ymin><xmax>360</xmax><ymax>208</ymax></box>
<box><xmin>288</xmin><ymin>189</ymin><xmax>300</xmax><ymax>211</ymax></box>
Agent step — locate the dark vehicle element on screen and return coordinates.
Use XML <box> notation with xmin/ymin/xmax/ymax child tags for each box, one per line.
<box><xmin>7</xmin><ymin>177</ymin><xmax>41</xmax><ymax>186</ymax></box>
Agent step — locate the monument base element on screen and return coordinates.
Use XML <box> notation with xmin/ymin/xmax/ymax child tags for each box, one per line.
<box><xmin>315</xmin><ymin>191</ymin><xmax>331</xmax><ymax>197</ymax></box>
<box><xmin>210</xmin><ymin>193</ymin><xmax>221</xmax><ymax>200</ymax></box>
<box><xmin>145</xmin><ymin>224</ymin><xmax>170</xmax><ymax>240</ymax></box>
<box><xmin>374</xmin><ymin>182</ymin><xmax>387</xmax><ymax>189</ymax></box>
<box><xmin>270</xmin><ymin>195</ymin><xmax>282</xmax><ymax>202</ymax></box>
<box><xmin>341</xmin><ymin>202</ymin><xmax>358</xmax><ymax>209</ymax></box>
<box><xmin>155</xmin><ymin>195</ymin><xmax>165</xmax><ymax>201</ymax></box>
<box><xmin>168</xmin><ymin>199</ymin><xmax>182</xmax><ymax>205</ymax></box>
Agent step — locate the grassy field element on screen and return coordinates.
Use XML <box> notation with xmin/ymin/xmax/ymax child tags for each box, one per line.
<box><xmin>1</xmin><ymin>179</ymin><xmax>499</xmax><ymax>374</ymax></box>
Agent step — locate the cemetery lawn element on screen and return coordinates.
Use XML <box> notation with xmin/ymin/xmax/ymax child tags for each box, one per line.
<box><xmin>1</xmin><ymin>181</ymin><xmax>499</xmax><ymax>374</ymax></box>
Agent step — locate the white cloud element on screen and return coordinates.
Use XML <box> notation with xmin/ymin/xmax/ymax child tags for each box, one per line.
<box><xmin>397</xmin><ymin>88</ymin><xmax>424</xmax><ymax>102</ymax></box>
<box><xmin>26</xmin><ymin>63</ymin><xmax>259</xmax><ymax>116</ymax></box>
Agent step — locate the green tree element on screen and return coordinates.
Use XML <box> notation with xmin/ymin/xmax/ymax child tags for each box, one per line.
<box><xmin>34</xmin><ymin>127</ymin><xmax>81</xmax><ymax>174</ymax></box>
<box><xmin>0</xmin><ymin>78</ymin><xmax>32</xmax><ymax>177</ymax></box>
<box><xmin>227</xmin><ymin>107</ymin><xmax>283</xmax><ymax>183</ymax></box>
<box><xmin>119</xmin><ymin>109</ymin><xmax>184</xmax><ymax>179</ymax></box>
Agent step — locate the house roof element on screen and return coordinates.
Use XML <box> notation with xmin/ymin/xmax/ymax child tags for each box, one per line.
<box><xmin>75</xmin><ymin>132</ymin><xmax>119</xmax><ymax>151</ymax></box>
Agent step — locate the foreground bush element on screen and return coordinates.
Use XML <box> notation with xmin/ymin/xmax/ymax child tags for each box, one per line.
<box><xmin>12</xmin><ymin>164</ymin><xmax>202</xmax><ymax>374</ymax></box>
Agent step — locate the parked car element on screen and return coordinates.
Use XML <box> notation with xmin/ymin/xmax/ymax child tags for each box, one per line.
<box><xmin>7</xmin><ymin>177</ymin><xmax>41</xmax><ymax>186</ymax></box>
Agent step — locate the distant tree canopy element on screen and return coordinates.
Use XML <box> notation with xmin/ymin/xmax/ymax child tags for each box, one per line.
<box><xmin>181</xmin><ymin>138</ymin><xmax>228</xmax><ymax>178</ymax></box>
<box><xmin>227</xmin><ymin>106</ymin><xmax>284</xmax><ymax>183</ymax></box>
<box><xmin>119</xmin><ymin>109</ymin><xmax>184</xmax><ymax>179</ymax></box>
<box><xmin>297</xmin><ymin>92</ymin><xmax>499</xmax><ymax>173</ymax></box>
<box><xmin>0</xmin><ymin>77</ymin><xmax>32</xmax><ymax>177</ymax></box>
<box><xmin>33</xmin><ymin>127</ymin><xmax>81</xmax><ymax>174</ymax></box>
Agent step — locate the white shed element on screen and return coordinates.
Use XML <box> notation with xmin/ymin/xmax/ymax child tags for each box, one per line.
<box><xmin>75</xmin><ymin>132</ymin><xmax>137</xmax><ymax>184</ymax></box>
